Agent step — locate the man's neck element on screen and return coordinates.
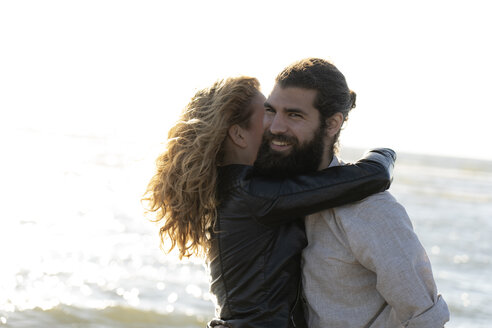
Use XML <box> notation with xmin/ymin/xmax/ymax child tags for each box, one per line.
<box><xmin>318</xmin><ymin>151</ymin><xmax>334</xmax><ymax>170</ymax></box>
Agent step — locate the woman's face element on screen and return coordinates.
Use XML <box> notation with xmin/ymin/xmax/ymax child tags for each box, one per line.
<box><xmin>244</xmin><ymin>92</ymin><xmax>267</xmax><ymax>163</ymax></box>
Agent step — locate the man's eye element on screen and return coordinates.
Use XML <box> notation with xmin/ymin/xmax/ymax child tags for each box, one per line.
<box><xmin>289</xmin><ymin>113</ymin><xmax>302</xmax><ymax>118</ymax></box>
<box><xmin>265</xmin><ymin>107</ymin><xmax>275</xmax><ymax>113</ymax></box>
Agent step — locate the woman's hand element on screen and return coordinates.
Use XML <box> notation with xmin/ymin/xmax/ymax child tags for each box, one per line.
<box><xmin>207</xmin><ymin>319</ymin><xmax>232</xmax><ymax>328</ymax></box>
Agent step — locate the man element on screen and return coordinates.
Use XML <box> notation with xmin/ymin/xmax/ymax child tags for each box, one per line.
<box><xmin>255</xmin><ymin>58</ymin><xmax>450</xmax><ymax>327</ymax></box>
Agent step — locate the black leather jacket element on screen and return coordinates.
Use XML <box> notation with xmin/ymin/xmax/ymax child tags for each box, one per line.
<box><xmin>207</xmin><ymin>149</ymin><xmax>396</xmax><ymax>328</ymax></box>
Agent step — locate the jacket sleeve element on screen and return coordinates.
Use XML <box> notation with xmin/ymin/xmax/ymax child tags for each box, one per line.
<box><xmin>245</xmin><ymin>148</ymin><xmax>396</xmax><ymax>225</ymax></box>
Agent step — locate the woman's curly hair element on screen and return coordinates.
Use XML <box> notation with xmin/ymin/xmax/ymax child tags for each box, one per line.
<box><xmin>143</xmin><ymin>76</ymin><xmax>261</xmax><ymax>259</ymax></box>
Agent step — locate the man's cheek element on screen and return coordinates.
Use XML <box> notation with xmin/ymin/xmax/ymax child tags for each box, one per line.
<box><xmin>263</xmin><ymin>116</ymin><xmax>273</xmax><ymax>131</ymax></box>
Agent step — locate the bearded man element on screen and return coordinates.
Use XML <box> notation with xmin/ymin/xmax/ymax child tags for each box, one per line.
<box><xmin>254</xmin><ymin>58</ymin><xmax>450</xmax><ymax>328</ymax></box>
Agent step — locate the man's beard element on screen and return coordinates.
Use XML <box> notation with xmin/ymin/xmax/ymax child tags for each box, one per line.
<box><xmin>254</xmin><ymin>125</ymin><xmax>327</xmax><ymax>178</ymax></box>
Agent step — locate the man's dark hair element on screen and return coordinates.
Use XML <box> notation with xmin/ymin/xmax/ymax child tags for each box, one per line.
<box><xmin>276</xmin><ymin>57</ymin><xmax>356</xmax><ymax>121</ymax></box>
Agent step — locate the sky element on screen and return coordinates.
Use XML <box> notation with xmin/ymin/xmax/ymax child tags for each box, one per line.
<box><xmin>1</xmin><ymin>0</ymin><xmax>492</xmax><ymax>161</ymax></box>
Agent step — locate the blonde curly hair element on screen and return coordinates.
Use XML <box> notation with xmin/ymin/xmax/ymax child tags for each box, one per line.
<box><xmin>143</xmin><ymin>76</ymin><xmax>261</xmax><ymax>259</ymax></box>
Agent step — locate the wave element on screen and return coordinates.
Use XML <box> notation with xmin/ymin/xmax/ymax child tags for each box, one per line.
<box><xmin>3</xmin><ymin>304</ymin><xmax>209</xmax><ymax>328</ymax></box>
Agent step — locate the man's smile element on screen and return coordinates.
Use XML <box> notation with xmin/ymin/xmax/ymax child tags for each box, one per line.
<box><xmin>270</xmin><ymin>139</ymin><xmax>293</xmax><ymax>152</ymax></box>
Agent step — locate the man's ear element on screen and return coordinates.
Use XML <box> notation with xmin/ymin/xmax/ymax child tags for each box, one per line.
<box><xmin>227</xmin><ymin>124</ymin><xmax>248</xmax><ymax>148</ymax></box>
<box><xmin>325</xmin><ymin>112</ymin><xmax>344</xmax><ymax>138</ymax></box>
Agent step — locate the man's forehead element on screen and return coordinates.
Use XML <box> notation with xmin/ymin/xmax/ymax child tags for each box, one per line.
<box><xmin>266</xmin><ymin>85</ymin><xmax>317</xmax><ymax>109</ymax></box>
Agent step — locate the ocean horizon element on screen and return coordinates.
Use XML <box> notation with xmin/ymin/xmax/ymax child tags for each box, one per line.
<box><xmin>1</xmin><ymin>129</ymin><xmax>491</xmax><ymax>327</ymax></box>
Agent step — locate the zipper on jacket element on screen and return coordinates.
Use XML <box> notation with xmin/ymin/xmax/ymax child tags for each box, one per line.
<box><xmin>289</xmin><ymin>280</ymin><xmax>303</xmax><ymax>328</ymax></box>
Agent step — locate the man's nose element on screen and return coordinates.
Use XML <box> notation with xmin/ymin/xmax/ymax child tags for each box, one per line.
<box><xmin>268</xmin><ymin>114</ymin><xmax>288</xmax><ymax>134</ymax></box>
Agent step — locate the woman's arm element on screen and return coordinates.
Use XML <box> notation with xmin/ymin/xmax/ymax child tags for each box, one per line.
<box><xmin>245</xmin><ymin>148</ymin><xmax>395</xmax><ymax>225</ymax></box>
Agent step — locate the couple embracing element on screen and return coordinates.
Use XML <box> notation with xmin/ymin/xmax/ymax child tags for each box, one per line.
<box><xmin>144</xmin><ymin>58</ymin><xmax>449</xmax><ymax>328</ymax></box>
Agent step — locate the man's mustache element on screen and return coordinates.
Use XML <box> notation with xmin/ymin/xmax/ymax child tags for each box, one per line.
<box><xmin>262</xmin><ymin>131</ymin><xmax>298</xmax><ymax>145</ymax></box>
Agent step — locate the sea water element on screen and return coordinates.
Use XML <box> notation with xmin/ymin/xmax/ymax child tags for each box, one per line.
<box><xmin>1</xmin><ymin>130</ymin><xmax>491</xmax><ymax>327</ymax></box>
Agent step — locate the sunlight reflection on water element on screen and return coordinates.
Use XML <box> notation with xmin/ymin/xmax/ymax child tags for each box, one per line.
<box><xmin>1</xmin><ymin>131</ymin><xmax>491</xmax><ymax>327</ymax></box>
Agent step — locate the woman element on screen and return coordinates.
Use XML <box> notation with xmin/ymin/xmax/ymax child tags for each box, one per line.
<box><xmin>143</xmin><ymin>76</ymin><xmax>395</xmax><ymax>327</ymax></box>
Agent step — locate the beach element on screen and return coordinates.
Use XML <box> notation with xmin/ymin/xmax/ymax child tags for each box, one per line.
<box><xmin>1</xmin><ymin>129</ymin><xmax>491</xmax><ymax>327</ymax></box>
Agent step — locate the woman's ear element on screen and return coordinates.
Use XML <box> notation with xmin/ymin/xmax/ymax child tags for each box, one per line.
<box><xmin>325</xmin><ymin>112</ymin><xmax>344</xmax><ymax>138</ymax></box>
<box><xmin>227</xmin><ymin>124</ymin><xmax>248</xmax><ymax>148</ymax></box>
